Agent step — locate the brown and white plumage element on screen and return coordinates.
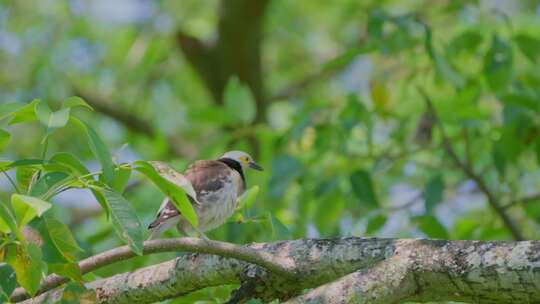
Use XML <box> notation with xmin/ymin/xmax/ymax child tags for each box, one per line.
<box><xmin>148</xmin><ymin>151</ymin><xmax>262</xmax><ymax>239</ymax></box>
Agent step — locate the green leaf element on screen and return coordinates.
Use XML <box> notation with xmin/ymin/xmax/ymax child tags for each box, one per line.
<box><xmin>350</xmin><ymin>170</ymin><xmax>378</xmax><ymax>208</ymax></box>
<box><xmin>0</xmin><ymin>200</ymin><xmax>22</xmax><ymax>239</ymax></box>
<box><xmin>29</xmin><ymin>172</ymin><xmax>70</xmax><ymax>198</ymax></box>
<box><xmin>112</xmin><ymin>167</ymin><xmax>131</xmax><ymax>193</ymax></box>
<box><xmin>63</xmin><ymin>96</ymin><xmax>93</xmax><ymax>111</ymax></box>
<box><xmin>447</xmin><ymin>29</ymin><xmax>483</xmax><ymax>55</ymax></box>
<box><xmin>48</xmin><ymin>262</ymin><xmax>82</xmax><ymax>282</ymax></box>
<box><xmin>366</xmin><ymin>214</ymin><xmax>387</xmax><ymax>234</ymax></box>
<box><xmin>424</xmin><ymin>26</ymin><xmax>464</xmax><ymax>88</ymax></box>
<box><xmin>340</xmin><ymin>94</ymin><xmax>371</xmax><ymax>132</ymax></box>
<box><xmin>268</xmin><ymin>155</ymin><xmax>302</xmax><ymax>199</ymax></box>
<box><xmin>91</xmin><ymin>189</ymin><xmax>111</xmax><ymax>218</ymax></box>
<box><xmin>413</xmin><ymin>215</ymin><xmax>448</xmax><ymax>239</ymax></box>
<box><xmin>314</xmin><ymin>197</ymin><xmax>345</xmax><ymax>234</ymax></box>
<box><xmin>536</xmin><ymin>140</ymin><xmax>540</xmax><ymax>167</ymax></box>
<box><xmin>424</xmin><ymin>175</ymin><xmax>444</xmax><ymax>213</ymax></box>
<box><xmin>44</xmin><ymin>214</ymin><xmax>83</xmax><ymax>262</ymax></box>
<box><xmin>0</xmin><ymin>129</ymin><xmax>10</xmax><ymax>152</ymax></box>
<box><xmin>493</xmin><ymin>141</ymin><xmax>507</xmax><ymax>177</ymax></box>
<box><xmin>500</xmin><ymin>92</ymin><xmax>539</xmax><ymax>113</ymax></box>
<box><xmin>50</xmin><ymin>152</ymin><xmax>89</xmax><ymax>175</ymax></box>
<box><xmin>267</xmin><ymin>213</ymin><xmax>291</xmax><ymax>240</ymax></box>
<box><xmin>484</xmin><ymin>35</ymin><xmax>513</xmax><ymax>92</ymax></box>
<box><xmin>237</xmin><ymin>185</ymin><xmax>259</xmax><ymax>210</ymax></box>
<box><xmin>15</xmin><ymin>165</ymin><xmax>39</xmax><ymax>194</ymax></box>
<box><xmin>0</xmin><ymin>263</ymin><xmax>17</xmax><ymax>302</ymax></box>
<box><xmin>6</xmin><ymin>243</ymin><xmax>43</xmax><ymax>296</ymax></box>
<box><xmin>8</xmin><ymin>99</ymin><xmax>40</xmax><ymax>125</ymax></box>
<box><xmin>11</xmin><ymin>194</ymin><xmax>52</xmax><ymax>227</ymax></box>
<box><xmin>99</xmin><ymin>188</ymin><xmax>144</xmax><ymax>255</ymax></box>
<box><xmin>0</xmin><ymin>102</ymin><xmax>26</xmax><ymax>121</ymax></box>
<box><xmin>514</xmin><ymin>33</ymin><xmax>540</xmax><ymax>63</ymax></box>
<box><xmin>7</xmin><ymin>159</ymin><xmax>44</xmax><ymax>169</ymax></box>
<box><xmin>134</xmin><ymin>161</ymin><xmax>198</xmax><ymax>228</ymax></box>
<box><xmin>223</xmin><ymin>77</ymin><xmax>257</xmax><ymax>125</ymax></box>
<box><xmin>35</xmin><ymin>102</ymin><xmax>70</xmax><ymax>130</ymax></box>
<box><xmin>72</xmin><ymin>118</ymin><xmax>115</xmax><ymax>185</ymax></box>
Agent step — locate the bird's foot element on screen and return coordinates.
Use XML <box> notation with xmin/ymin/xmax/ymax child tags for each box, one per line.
<box><xmin>194</xmin><ymin>227</ymin><xmax>210</xmax><ymax>241</ymax></box>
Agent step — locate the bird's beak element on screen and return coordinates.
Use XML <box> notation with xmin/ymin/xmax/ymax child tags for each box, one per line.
<box><xmin>248</xmin><ymin>161</ymin><xmax>264</xmax><ymax>171</ymax></box>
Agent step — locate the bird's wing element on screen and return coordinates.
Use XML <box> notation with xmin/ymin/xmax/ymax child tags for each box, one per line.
<box><xmin>184</xmin><ymin>160</ymin><xmax>235</xmax><ymax>200</ymax></box>
<box><xmin>148</xmin><ymin>199</ymin><xmax>179</xmax><ymax>229</ymax></box>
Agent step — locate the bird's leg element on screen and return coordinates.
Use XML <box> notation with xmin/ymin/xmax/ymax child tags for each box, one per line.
<box><xmin>194</xmin><ymin>227</ymin><xmax>210</xmax><ymax>241</ymax></box>
<box><xmin>177</xmin><ymin>221</ymin><xmax>210</xmax><ymax>241</ymax></box>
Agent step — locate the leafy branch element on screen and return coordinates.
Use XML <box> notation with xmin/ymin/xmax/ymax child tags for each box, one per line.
<box><xmin>418</xmin><ymin>87</ymin><xmax>525</xmax><ymax>240</ymax></box>
<box><xmin>0</xmin><ymin>98</ymin><xmax>203</xmax><ymax>299</ymax></box>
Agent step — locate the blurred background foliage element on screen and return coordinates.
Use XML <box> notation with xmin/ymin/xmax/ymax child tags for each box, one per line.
<box><xmin>2</xmin><ymin>0</ymin><xmax>540</xmax><ymax>302</ymax></box>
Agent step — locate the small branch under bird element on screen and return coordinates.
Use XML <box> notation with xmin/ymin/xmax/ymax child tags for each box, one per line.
<box><xmin>147</xmin><ymin>150</ymin><xmax>263</xmax><ymax>240</ymax></box>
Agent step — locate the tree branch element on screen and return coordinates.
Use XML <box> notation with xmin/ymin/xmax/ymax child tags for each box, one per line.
<box><xmin>176</xmin><ymin>0</ymin><xmax>270</xmax><ymax>122</ymax></box>
<box><xmin>283</xmin><ymin>255</ymin><xmax>413</xmax><ymax>304</ymax></box>
<box><xmin>10</xmin><ymin>237</ymin><xmax>295</xmax><ymax>302</ymax></box>
<box><xmin>284</xmin><ymin>239</ymin><xmax>540</xmax><ymax>303</ymax></box>
<box><xmin>419</xmin><ymin>88</ymin><xmax>525</xmax><ymax>240</ymax></box>
<box><xmin>18</xmin><ymin>238</ymin><xmax>540</xmax><ymax>304</ymax></box>
<box><xmin>73</xmin><ymin>87</ymin><xmax>155</xmax><ymax>137</ymax></box>
<box><xmin>504</xmin><ymin>192</ymin><xmax>540</xmax><ymax>209</ymax></box>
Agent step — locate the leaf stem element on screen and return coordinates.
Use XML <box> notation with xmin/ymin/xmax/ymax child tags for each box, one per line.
<box><xmin>2</xmin><ymin>171</ymin><xmax>20</xmax><ymax>193</ymax></box>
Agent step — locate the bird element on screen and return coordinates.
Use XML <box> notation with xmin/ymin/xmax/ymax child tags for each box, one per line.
<box><xmin>147</xmin><ymin>150</ymin><xmax>263</xmax><ymax>240</ymax></box>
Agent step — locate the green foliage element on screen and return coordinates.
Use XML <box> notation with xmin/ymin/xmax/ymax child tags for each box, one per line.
<box><xmin>1</xmin><ymin>1</ymin><xmax>540</xmax><ymax>301</ymax></box>
<box><xmin>0</xmin><ymin>200</ymin><xmax>21</xmax><ymax>237</ymax></box>
<box><xmin>424</xmin><ymin>175</ymin><xmax>444</xmax><ymax>213</ymax></box>
<box><xmin>484</xmin><ymin>35</ymin><xmax>513</xmax><ymax>92</ymax></box>
<box><xmin>98</xmin><ymin>189</ymin><xmax>144</xmax><ymax>255</ymax></box>
<box><xmin>0</xmin><ymin>264</ymin><xmax>16</xmax><ymax>302</ymax></box>
<box><xmin>72</xmin><ymin>118</ymin><xmax>116</xmax><ymax>185</ymax></box>
<box><xmin>5</xmin><ymin>243</ymin><xmax>44</xmax><ymax>296</ymax></box>
<box><xmin>12</xmin><ymin>194</ymin><xmax>52</xmax><ymax>228</ymax></box>
<box><xmin>224</xmin><ymin>77</ymin><xmax>257</xmax><ymax>125</ymax></box>
<box><xmin>43</xmin><ymin>213</ymin><xmax>83</xmax><ymax>262</ymax></box>
<box><xmin>350</xmin><ymin>170</ymin><xmax>378</xmax><ymax>209</ymax></box>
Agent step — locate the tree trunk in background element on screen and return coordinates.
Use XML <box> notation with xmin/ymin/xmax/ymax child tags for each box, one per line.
<box><xmin>177</xmin><ymin>0</ymin><xmax>270</xmax><ymax>122</ymax></box>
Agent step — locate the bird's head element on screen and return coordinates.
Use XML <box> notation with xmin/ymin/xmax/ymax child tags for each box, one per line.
<box><xmin>220</xmin><ymin>150</ymin><xmax>263</xmax><ymax>171</ymax></box>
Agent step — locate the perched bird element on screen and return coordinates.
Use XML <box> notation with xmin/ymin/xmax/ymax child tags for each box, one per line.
<box><xmin>147</xmin><ymin>150</ymin><xmax>263</xmax><ymax>239</ymax></box>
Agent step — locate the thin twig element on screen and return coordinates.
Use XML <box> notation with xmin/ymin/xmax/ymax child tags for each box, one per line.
<box><xmin>386</xmin><ymin>192</ymin><xmax>423</xmax><ymax>212</ymax></box>
<box><xmin>504</xmin><ymin>193</ymin><xmax>540</xmax><ymax>210</ymax></box>
<box><xmin>72</xmin><ymin>87</ymin><xmax>155</xmax><ymax>138</ymax></box>
<box><xmin>269</xmin><ymin>45</ymin><xmax>366</xmax><ymax>101</ymax></box>
<box><xmin>418</xmin><ymin>87</ymin><xmax>524</xmax><ymax>241</ymax></box>
<box><xmin>2</xmin><ymin>171</ymin><xmax>20</xmax><ymax>193</ymax></box>
<box><xmin>10</xmin><ymin>237</ymin><xmax>295</xmax><ymax>302</ymax></box>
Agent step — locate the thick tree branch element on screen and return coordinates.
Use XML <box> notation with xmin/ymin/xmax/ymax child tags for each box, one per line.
<box><xmin>284</xmin><ymin>255</ymin><xmax>413</xmax><ymax>304</ymax></box>
<box><xmin>19</xmin><ymin>238</ymin><xmax>540</xmax><ymax>304</ymax></box>
<box><xmin>419</xmin><ymin>88</ymin><xmax>525</xmax><ymax>240</ymax></box>
<box><xmin>284</xmin><ymin>239</ymin><xmax>540</xmax><ymax>303</ymax></box>
<box><xmin>10</xmin><ymin>237</ymin><xmax>294</xmax><ymax>302</ymax></box>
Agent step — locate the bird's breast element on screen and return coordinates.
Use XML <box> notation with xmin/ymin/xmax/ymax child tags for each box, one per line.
<box><xmin>195</xmin><ymin>177</ymin><xmax>239</xmax><ymax>231</ymax></box>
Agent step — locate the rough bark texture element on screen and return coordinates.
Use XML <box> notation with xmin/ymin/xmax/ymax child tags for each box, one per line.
<box><xmin>17</xmin><ymin>238</ymin><xmax>540</xmax><ymax>304</ymax></box>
